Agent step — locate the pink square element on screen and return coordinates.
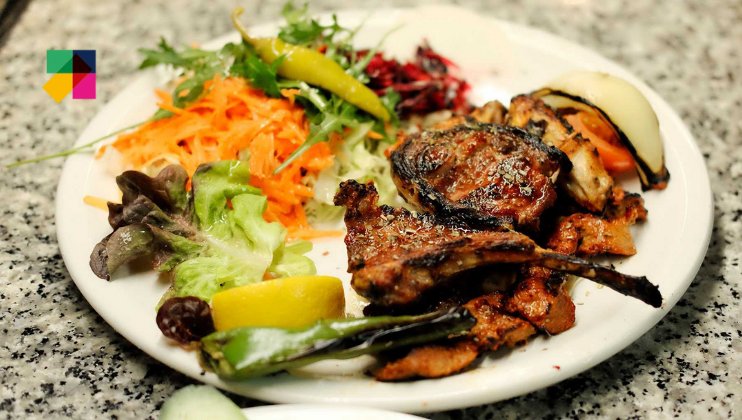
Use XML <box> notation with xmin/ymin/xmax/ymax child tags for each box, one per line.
<box><xmin>72</xmin><ymin>73</ymin><xmax>96</xmax><ymax>99</ymax></box>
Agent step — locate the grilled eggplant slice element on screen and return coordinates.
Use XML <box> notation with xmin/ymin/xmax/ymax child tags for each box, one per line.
<box><xmin>535</xmin><ymin>71</ymin><xmax>669</xmax><ymax>191</ymax></box>
<box><xmin>508</xmin><ymin>94</ymin><xmax>614</xmax><ymax>213</ymax></box>
<box><xmin>334</xmin><ymin>180</ymin><xmax>662</xmax><ymax>308</ymax></box>
<box><xmin>390</xmin><ymin>122</ymin><xmax>570</xmax><ymax>230</ymax></box>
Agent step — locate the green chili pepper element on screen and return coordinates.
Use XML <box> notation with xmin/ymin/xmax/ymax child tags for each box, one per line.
<box><xmin>231</xmin><ymin>7</ymin><xmax>390</xmax><ymax>121</ymax></box>
<box><xmin>200</xmin><ymin>307</ymin><xmax>475</xmax><ymax>379</ymax></box>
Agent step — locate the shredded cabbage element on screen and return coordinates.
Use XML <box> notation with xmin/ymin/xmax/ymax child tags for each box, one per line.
<box><xmin>304</xmin><ymin>125</ymin><xmax>405</xmax><ymax>225</ymax></box>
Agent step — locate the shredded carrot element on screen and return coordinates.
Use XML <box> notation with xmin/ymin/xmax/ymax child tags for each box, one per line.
<box><xmin>366</xmin><ymin>130</ymin><xmax>383</xmax><ymax>140</ymax></box>
<box><xmin>95</xmin><ymin>145</ymin><xmax>107</xmax><ymax>159</ymax></box>
<box><xmin>281</xmin><ymin>89</ymin><xmax>300</xmax><ymax>106</ymax></box>
<box><xmin>107</xmin><ymin>74</ymin><xmax>337</xmax><ymax>238</ymax></box>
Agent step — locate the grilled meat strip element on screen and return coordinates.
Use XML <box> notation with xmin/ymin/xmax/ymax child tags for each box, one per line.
<box><xmin>334</xmin><ymin>180</ymin><xmax>662</xmax><ymax>307</ymax></box>
<box><xmin>507</xmin><ymin>95</ymin><xmax>613</xmax><ymax>213</ymax></box>
<box><xmin>548</xmin><ymin>187</ymin><xmax>648</xmax><ymax>256</ymax></box>
<box><xmin>390</xmin><ymin>122</ymin><xmax>570</xmax><ymax>230</ymax></box>
<box><xmin>372</xmin><ymin>340</ymin><xmax>479</xmax><ymax>381</ymax></box>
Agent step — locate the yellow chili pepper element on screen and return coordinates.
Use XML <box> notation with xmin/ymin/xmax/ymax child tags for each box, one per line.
<box><xmin>231</xmin><ymin>8</ymin><xmax>390</xmax><ymax>121</ymax></box>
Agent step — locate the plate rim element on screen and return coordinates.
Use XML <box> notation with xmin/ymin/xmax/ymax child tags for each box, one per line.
<box><xmin>240</xmin><ymin>403</ymin><xmax>425</xmax><ymax>419</ymax></box>
<box><xmin>54</xmin><ymin>7</ymin><xmax>714</xmax><ymax>413</ymax></box>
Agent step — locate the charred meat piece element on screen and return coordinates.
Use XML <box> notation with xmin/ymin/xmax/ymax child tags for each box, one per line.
<box><xmin>372</xmin><ymin>340</ymin><xmax>479</xmax><ymax>381</ymax></box>
<box><xmin>390</xmin><ymin>123</ymin><xmax>570</xmax><ymax>229</ymax></box>
<box><xmin>371</xmin><ymin>266</ymin><xmax>577</xmax><ymax>381</ymax></box>
<box><xmin>507</xmin><ymin>95</ymin><xmax>613</xmax><ymax>213</ymax></box>
<box><xmin>372</xmin><ymin>293</ymin><xmax>536</xmax><ymax>381</ymax></box>
<box><xmin>428</xmin><ymin>100</ymin><xmax>508</xmax><ymax>131</ymax></box>
<box><xmin>505</xmin><ymin>266</ymin><xmax>575</xmax><ymax>334</ymax></box>
<box><xmin>334</xmin><ymin>180</ymin><xmax>663</xmax><ymax>308</ymax></box>
<box><xmin>464</xmin><ymin>293</ymin><xmax>538</xmax><ymax>348</ymax></box>
<box><xmin>547</xmin><ymin>187</ymin><xmax>648</xmax><ymax>256</ymax></box>
<box><xmin>469</xmin><ymin>100</ymin><xmax>508</xmax><ymax>125</ymax></box>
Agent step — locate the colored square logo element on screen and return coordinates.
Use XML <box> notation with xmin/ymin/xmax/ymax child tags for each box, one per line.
<box><xmin>73</xmin><ymin>50</ymin><xmax>96</xmax><ymax>73</ymax></box>
<box><xmin>47</xmin><ymin>50</ymin><xmax>73</xmax><ymax>74</ymax></box>
<box><xmin>43</xmin><ymin>73</ymin><xmax>73</xmax><ymax>103</ymax></box>
<box><xmin>72</xmin><ymin>73</ymin><xmax>96</xmax><ymax>99</ymax></box>
<box><xmin>45</xmin><ymin>50</ymin><xmax>96</xmax><ymax>102</ymax></box>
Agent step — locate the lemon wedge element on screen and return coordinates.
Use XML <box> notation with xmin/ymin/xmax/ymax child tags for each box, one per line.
<box><xmin>211</xmin><ymin>275</ymin><xmax>345</xmax><ymax>330</ymax></box>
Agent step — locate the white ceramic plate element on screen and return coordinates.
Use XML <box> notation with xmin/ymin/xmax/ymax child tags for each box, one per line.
<box><xmin>56</xmin><ymin>6</ymin><xmax>713</xmax><ymax>413</ymax></box>
<box><xmin>240</xmin><ymin>404</ymin><xmax>424</xmax><ymax>420</ymax></box>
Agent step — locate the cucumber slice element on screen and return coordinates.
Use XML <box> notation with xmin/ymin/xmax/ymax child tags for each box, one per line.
<box><xmin>159</xmin><ymin>385</ymin><xmax>246</xmax><ymax>420</ymax></box>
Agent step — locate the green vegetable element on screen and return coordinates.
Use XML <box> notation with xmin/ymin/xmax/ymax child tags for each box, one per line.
<box><xmin>277</xmin><ymin>2</ymin><xmax>329</xmax><ymax>46</ymax></box>
<box><xmin>89</xmin><ymin>160</ymin><xmax>315</xmax><ymax>303</ymax></box>
<box><xmin>230</xmin><ymin>54</ymin><xmax>285</xmax><ymax>98</ymax></box>
<box><xmin>232</xmin><ymin>7</ymin><xmax>390</xmax><ymax>122</ymax></box>
<box><xmin>6</xmin><ymin>122</ymin><xmax>144</xmax><ymax>168</ymax></box>
<box><xmin>200</xmin><ymin>307</ymin><xmax>476</xmax><ymax>379</ymax></box>
<box><xmin>160</xmin><ymin>385</ymin><xmax>246</xmax><ymax>420</ymax></box>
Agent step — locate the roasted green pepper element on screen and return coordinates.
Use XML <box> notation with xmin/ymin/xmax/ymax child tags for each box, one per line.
<box><xmin>200</xmin><ymin>307</ymin><xmax>475</xmax><ymax>379</ymax></box>
<box><xmin>231</xmin><ymin>7</ymin><xmax>390</xmax><ymax>121</ymax></box>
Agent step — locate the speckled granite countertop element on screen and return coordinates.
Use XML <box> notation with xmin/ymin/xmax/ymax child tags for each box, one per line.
<box><xmin>1</xmin><ymin>0</ymin><xmax>740</xmax><ymax>418</ymax></box>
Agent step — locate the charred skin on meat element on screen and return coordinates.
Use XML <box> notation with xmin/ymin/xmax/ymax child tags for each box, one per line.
<box><xmin>390</xmin><ymin>122</ymin><xmax>570</xmax><ymax>230</ymax></box>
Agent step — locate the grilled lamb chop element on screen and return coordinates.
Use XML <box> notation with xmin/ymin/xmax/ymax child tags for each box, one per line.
<box><xmin>390</xmin><ymin>122</ymin><xmax>570</xmax><ymax>230</ymax></box>
<box><xmin>334</xmin><ymin>180</ymin><xmax>662</xmax><ymax>308</ymax></box>
<box><xmin>507</xmin><ymin>95</ymin><xmax>614</xmax><ymax>213</ymax></box>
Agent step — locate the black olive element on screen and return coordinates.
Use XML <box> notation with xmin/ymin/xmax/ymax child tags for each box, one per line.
<box><xmin>156</xmin><ymin>296</ymin><xmax>215</xmax><ymax>344</ymax></box>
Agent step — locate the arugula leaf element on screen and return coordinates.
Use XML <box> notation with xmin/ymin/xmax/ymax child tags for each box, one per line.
<box><xmin>138</xmin><ymin>37</ymin><xmax>219</xmax><ymax>71</ymax></box>
<box><xmin>231</xmin><ymin>54</ymin><xmax>285</xmax><ymax>98</ymax></box>
<box><xmin>90</xmin><ymin>161</ymin><xmax>316</xmax><ymax>303</ymax></box>
<box><xmin>374</xmin><ymin>88</ymin><xmax>402</xmax><ymax>142</ymax></box>
<box><xmin>273</xmin><ymin>84</ymin><xmax>361</xmax><ymax>173</ymax></box>
<box><xmin>138</xmin><ymin>37</ymin><xmax>192</xmax><ymax>69</ymax></box>
<box><xmin>278</xmin><ymin>2</ymin><xmax>326</xmax><ymax>45</ymax></box>
<box><xmin>139</xmin><ymin>40</ymin><xmax>252</xmax><ymax>111</ymax></box>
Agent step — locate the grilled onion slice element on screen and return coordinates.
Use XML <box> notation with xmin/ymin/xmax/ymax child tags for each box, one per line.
<box><xmin>533</xmin><ymin>71</ymin><xmax>669</xmax><ymax>190</ymax></box>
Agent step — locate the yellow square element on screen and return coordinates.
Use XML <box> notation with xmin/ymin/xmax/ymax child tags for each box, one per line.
<box><xmin>43</xmin><ymin>73</ymin><xmax>73</xmax><ymax>103</ymax></box>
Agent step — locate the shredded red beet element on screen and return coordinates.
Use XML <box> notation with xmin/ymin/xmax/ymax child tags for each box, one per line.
<box><xmin>358</xmin><ymin>41</ymin><xmax>472</xmax><ymax>118</ymax></box>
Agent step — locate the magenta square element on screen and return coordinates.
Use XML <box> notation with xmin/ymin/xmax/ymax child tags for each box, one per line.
<box><xmin>72</xmin><ymin>73</ymin><xmax>96</xmax><ymax>99</ymax></box>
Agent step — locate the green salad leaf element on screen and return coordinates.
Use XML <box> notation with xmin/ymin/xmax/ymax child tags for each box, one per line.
<box><xmin>90</xmin><ymin>161</ymin><xmax>316</xmax><ymax>303</ymax></box>
<box><xmin>278</xmin><ymin>2</ymin><xmax>328</xmax><ymax>46</ymax></box>
<box><xmin>230</xmin><ymin>53</ymin><xmax>285</xmax><ymax>98</ymax></box>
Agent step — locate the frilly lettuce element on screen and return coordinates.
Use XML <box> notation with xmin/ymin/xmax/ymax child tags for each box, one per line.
<box><xmin>90</xmin><ymin>161</ymin><xmax>316</xmax><ymax>303</ymax></box>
